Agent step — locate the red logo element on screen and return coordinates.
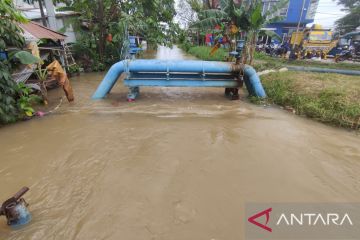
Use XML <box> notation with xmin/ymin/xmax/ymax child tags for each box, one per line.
<box><xmin>248</xmin><ymin>208</ymin><xmax>272</xmax><ymax>232</ymax></box>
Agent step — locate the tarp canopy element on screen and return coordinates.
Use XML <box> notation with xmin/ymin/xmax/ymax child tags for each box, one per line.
<box><xmin>19</xmin><ymin>21</ymin><xmax>67</xmax><ymax>41</ymax></box>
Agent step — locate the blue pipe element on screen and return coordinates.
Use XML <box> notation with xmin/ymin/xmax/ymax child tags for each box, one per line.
<box><xmin>92</xmin><ymin>61</ymin><xmax>126</xmax><ymax>99</ymax></box>
<box><xmin>124</xmin><ymin>79</ymin><xmax>240</xmax><ymax>87</ymax></box>
<box><xmin>243</xmin><ymin>66</ymin><xmax>267</xmax><ymax>98</ymax></box>
<box><xmin>92</xmin><ymin>59</ymin><xmax>266</xmax><ymax>99</ymax></box>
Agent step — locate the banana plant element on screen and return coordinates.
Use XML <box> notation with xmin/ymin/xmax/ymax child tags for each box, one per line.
<box><xmin>241</xmin><ymin>0</ymin><xmax>288</xmax><ymax>64</ymax></box>
<box><xmin>15</xmin><ymin>82</ymin><xmax>42</xmax><ymax>117</ymax></box>
<box><xmin>191</xmin><ymin>0</ymin><xmax>288</xmax><ymax>64</ymax></box>
<box><xmin>35</xmin><ymin>65</ymin><xmax>48</xmax><ymax>105</ymax></box>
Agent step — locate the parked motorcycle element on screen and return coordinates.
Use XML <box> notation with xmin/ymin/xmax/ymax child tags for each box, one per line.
<box><xmin>335</xmin><ymin>49</ymin><xmax>353</xmax><ymax>62</ymax></box>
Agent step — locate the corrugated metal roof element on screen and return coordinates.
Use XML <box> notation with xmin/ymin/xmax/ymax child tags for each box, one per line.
<box><xmin>19</xmin><ymin>21</ymin><xmax>67</xmax><ymax>41</ymax></box>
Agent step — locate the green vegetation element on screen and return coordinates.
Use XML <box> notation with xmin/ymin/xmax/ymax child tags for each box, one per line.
<box><xmin>0</xmin><ymin>0</ymin><xmax>42</xmax><ymax>124</ymax></box>
<box><xmin>260</xmin><ymin>72</ymin><xmax>360</xmax><ymax>130</ymax></box>
<box><xmin>35</xmin><ymin>66</ymin><xmax>48</xmax><ymax>104</ymax></box>
<box><xmin>189</xmin><ymin>0</ymin><xmax>287</xmax><ymax>64</ymax></box>
<box><xmin>180</xmin><ymin>45</ymin><xmax>281</xmax><ymax>65</ymax></box>
<box><xmin>0</xmin><ymin>0</ymin><xmax>25</xmax><ymax>124</ymax></box>
<box><xmin>180</xmin><ymin>45</ymin><xmax>273</xmax><ymax>63</ymax></box>
<box><xmin>180</xmin><ymin>45</ymin><xmax>360</xmax><ymax>73</ymax></box>
<box><xmin>253</xmin><ymin>61</ymin><xmax>283</xmax><ymax>72</ymax></box>
<box><xmin>180</xmin><ymin>45</ymin><xmax>360</xmax><ymax>130</ymax></box>
<box><xmin>67</xmin><ymin>64</ymin><xmax>80</xmax><ymax>74</ymax></box>
<box><xmin>63</xmin><ymin>0</ymin><xmax>180</xmax><ymax>69</ymax></box>
<box><xmin>334</xmin><ymin>0</ymin><xmax>359</xmax><ymax>34</ymax></box>
<box><xmin>15</xmin><ymin>82</ymin><xmax>42</xmax><ymax>118</ymax></box>
<box><xmin>181</xmin><ymin>45</ymin><xmax>228</xmax><ymax>61</ymax></box>
<box><xmin>179</xmin><ymin>45</ymin><xmax>358</xmax><ymax>72</ymax></box>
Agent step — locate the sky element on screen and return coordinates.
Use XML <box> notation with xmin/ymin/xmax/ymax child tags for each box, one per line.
<box><xmin>314</xmin><ymin>0</ymin><xmax>347</xmax><ymax>28</ymax></box>
<box><xmin>174</xmin><ymin>0</ymin><xmax>348</xmax><ymax>29</ymax></box>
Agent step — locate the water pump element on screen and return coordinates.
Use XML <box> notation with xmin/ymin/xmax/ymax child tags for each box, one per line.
<box><xmin>0</xmin><ymin>187</ymin><xmax>31</xmax><ymax>228</ymax></box>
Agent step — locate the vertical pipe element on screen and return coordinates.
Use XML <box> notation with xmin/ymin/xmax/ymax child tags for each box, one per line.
<box><xmin>92</xmin><ymin>61</ymin><xmax>126</xmax><ymax>99</ymax></box>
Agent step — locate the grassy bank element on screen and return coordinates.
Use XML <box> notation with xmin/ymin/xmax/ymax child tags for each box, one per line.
<box><xmin>254</xmin><ymin>52</ymin><xmax>360</xmax><ymax>71</ymax></box>
<box><xmin>179</xmin><ymin>46</ymin><xmax>284</xmax><ymax>71</ymax></box>
<box><xmin>260</xmin><ymin>71</ymin><xmax>360</xmax><ymax>130</ymax></box>
<box><xmin>180</xmin><ymin>46</ymin><xmax>360</xmax><ymax>71</ymax></box>
<box><xmin>180</xmin><ymin>44</ymin><xmax>228</xmax><ymax>61</ymax></box>
<box><xmin>178</xmin><ymin>45</ymin><xmax>360</xmax><ymax>129</ymax></box>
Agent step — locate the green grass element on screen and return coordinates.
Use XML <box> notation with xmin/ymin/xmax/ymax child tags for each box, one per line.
<box><xmin>253</xmin><ymin>61</ymin><xmax>284</xmax><ymax>72</ymax></box>
<box><xmin>254</xmin><ymin>51</ymin><xmax>274</xmax><ymax>61</ymax></box>
<box><xmin>260</xmin><ymin>71</ymin><xmax>360</xmax><ymax>130</ymax></box>
<box><xmin>180</xmin><ymin>45</ymin><xmax>228</xmax><ymax>61</ymax></box>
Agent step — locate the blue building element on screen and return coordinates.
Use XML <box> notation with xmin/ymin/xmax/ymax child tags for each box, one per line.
<box><xmin>264</xmin><ymin>0</ymin><xmax>319</xmax><ymax>40</ymax></box>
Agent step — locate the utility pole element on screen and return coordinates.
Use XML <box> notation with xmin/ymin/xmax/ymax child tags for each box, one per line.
<box><xmin>292</xmin><ymin>0</ymin><xmax>306</xmax><ymax>49</ymax></box>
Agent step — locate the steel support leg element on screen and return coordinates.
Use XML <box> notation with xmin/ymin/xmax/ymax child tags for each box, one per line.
<box><xmin>127</xmin><ymin>87</ymin><xmax>140</xmax><ymax>101</ymax></box>
<box><xmin>225</xmin><ymin>88</ymin><xmax>239</xmax><ymax>100</ymax></box>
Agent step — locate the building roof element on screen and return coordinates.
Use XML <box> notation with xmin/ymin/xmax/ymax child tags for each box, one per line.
<box><xmin>19</xmin><ymin>21</ymin><xmax>67</xmax><ymax>41</ymax></box>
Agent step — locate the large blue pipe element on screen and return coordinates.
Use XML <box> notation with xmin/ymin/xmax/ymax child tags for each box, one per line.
<box><xmin>242</xmin><ymin>65</ymin><xmax>267</xmax><ymax>98</ymax></box>
<box><xmin>92</xmin><ymin>59</ymin><xmax>266</xmax><ymax>99</ymax></box>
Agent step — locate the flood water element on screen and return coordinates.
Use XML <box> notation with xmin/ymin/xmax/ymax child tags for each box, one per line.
<box><xmin>1</xmin><ymin>45</ymin><xmax>359</xmax><ymax>240</ymax></box>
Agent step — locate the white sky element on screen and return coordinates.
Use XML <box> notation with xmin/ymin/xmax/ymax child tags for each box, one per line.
<box><xmin>175</xmin><ymin>0</ymin><xmax>347</xmax><ymax>29</ymax></box>
<box><xmin>314</xmin><ymin>0</ymin><xmax>347</xmax><ymax>28</ymax></box>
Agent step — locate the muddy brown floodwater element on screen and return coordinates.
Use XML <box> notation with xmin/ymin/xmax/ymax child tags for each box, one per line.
<box><xmin>0</xmin><ymin>45</ymin><xmax>359</xmax><ymax>240</ymax></box>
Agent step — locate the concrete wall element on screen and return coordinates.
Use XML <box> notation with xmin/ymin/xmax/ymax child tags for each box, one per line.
<box><xmin>55</xmin><ymin>18</ymin><xmax>77</xmax><ymax>43</ymax></box>
<box><xmin>265</xmin><ymin>0</ymin><xmax>319</xmax><ymax>37</ymax></box>
<box><xmin>284</xmin><ymin>0</ymin><xmax>318</xmax><ymax>24</ymax></box>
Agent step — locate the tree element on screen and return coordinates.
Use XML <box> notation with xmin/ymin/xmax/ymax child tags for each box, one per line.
<box><xmin>0</xmin><ymin>0</ymin><xmax>27</xmax><ymax>123</ymax></box>
<box><xmin>191</xmin><ymin>0</ymin><xmax>287</xmax><ymax>64</ymax></box>
<box><xmin>240</xmin><ymin>0</ymin><xmax>288</xmax><ymax>64</ymax></box>
<box><xmin>334</xmin><ymin>0</ymin><xmax>359</xmax><ymax>9</ymax></box>
<box><xmin>0</xmin><ymin>0</ymin><xmax>42</xmax><ymax>124</ymax></box>
<box><xmin>189</xmin><ymin>0</ymin><xmax>204</xmax><ymax>13</ymax></box>
<box><xmin>334</xmin><ymin>0</ymin><xmax>360</xmax><ymax>34</ymax></box>
<box><xmin>68</xmin><ymin>0</ymin><xmax>177</xmax><ymax>62</ymax></box>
